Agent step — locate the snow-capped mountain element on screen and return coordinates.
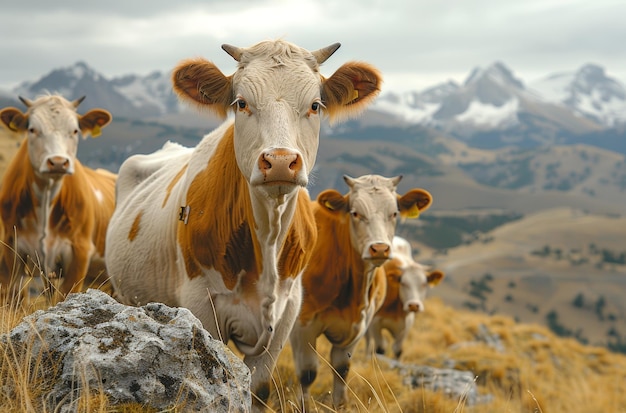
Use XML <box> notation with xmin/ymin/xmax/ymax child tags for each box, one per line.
<box><xmin>12</xmin><ymin>62</ymin><xmax>178</xmax><ymax>118</ymax></box>
<box><xmin>530</xmin><ymin>64</ymin><xmax>626</xmax><ymax>127</ymax></box>
<box><xmin>4</xmin><ymin>60</ymin><xmax>625</xmax><ymax>147</ymax></box>
<box><xmin>372</xmin><ymin>61</ymin><xmax>603</xmax><ymax>145</ymax></box>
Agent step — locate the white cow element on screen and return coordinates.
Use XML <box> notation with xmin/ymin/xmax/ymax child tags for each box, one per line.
<box><xmin>366</xmin><ymin>236</ymin><xmax>444</xmax><ymax>358</ymax></box>
<box><xmin>105</xmin><ymin>40</ymin><xmax>382</xmax><ymax>410</ymax></box>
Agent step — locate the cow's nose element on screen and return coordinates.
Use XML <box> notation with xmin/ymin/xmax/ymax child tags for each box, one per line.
<box><xmin>258</xmin><ymin>148</ymin><xmax>302</xmax><ymax>183</ymax></box>
<box><xmin>369</xmin><ymin>242</ymin><xmax>390</xmax><ymax>259</ymax></box>
<box><xmin>407</xmin><ymin>302</ymin><xmax>421</xmax><ymax>312</ymax></box>
<box><xmin>46</xmin><ymin>156</ymin><xmax>71</xmax><ymax>173</ymax></box>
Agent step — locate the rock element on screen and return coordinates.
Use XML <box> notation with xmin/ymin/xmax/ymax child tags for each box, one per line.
<box><xmin>377</xmin><ymin>355</ymin><xmax>493</xmax><ymax>406</ymax></box>
<box><xmin>1</xmin><ymin>289</ymin><xmax>251</xmax><ymax>412</ymax></box>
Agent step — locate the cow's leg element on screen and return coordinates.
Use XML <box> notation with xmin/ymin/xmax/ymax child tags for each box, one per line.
<box><xmin>368</xmin><ymin>318</ymin><xmax>387</xmax><ymax>356</ymax></box>
<box><xmin>391</xmin><ymin>313</ymin><xmax>415</xmax><ymax>359</ymax></box>
<box><xmin>245</xmin><ymin>281</ymin><xmax>302</xmax><ymax>411</ymax></box>
<box><xmin>290</xmin><ymin>322</ymin><xmax>320</xmax><ymax>409</ymax></box>
<box><xmin>0</xmin><ymin>245</ymin><xmax>26</xmax><ymax>304</ymax></box>
<box><xmin>330</xmin><ymin>342</ymin><xmax>358</xmax><ymax>409</ymax></box>
<box><xmin>59</xmin><ymin>243</ymin><xmax>91</xmax><ymax>298</ymax></box>
<box><xmin>392</xmin><ymin>322</ymin><xmax>409</xmax><ymax>359</ymax></box>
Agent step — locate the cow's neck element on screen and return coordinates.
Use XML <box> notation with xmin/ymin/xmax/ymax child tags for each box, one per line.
<box><xmin>181</xmin><ymin>125</ymin><xmax>301</xmax><ymax>290</ymax></box>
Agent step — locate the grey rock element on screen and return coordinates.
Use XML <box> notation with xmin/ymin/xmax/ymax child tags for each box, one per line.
<box><xmin>377</xmin><ymin>355</ymin><xmax>492</xmax><ymax>406</ymax></box>
<box><xmin>2</xmin><ymin>289</ymin><xmax>251</xmax><ymax>412</ymax></box>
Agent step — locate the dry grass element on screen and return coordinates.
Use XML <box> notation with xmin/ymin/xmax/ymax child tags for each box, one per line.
<box><xmin>2</xmin><ymin>285</ymin><xmax>626</xmax><ymax>412</ymax></box>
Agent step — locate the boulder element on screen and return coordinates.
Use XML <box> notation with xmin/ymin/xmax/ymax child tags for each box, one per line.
<box><xmin>1</xmin><ymin>289</ymin><xmax>251</xmax><ymax>412</ymax></box>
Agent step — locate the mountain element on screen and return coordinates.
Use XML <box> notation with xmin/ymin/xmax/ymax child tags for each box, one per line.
<box><xmin>4</xmin><ymin>59</ymin><xmax>626</xmax><ymax>155</ymax></box>
<box><xmin>372</xmin><ymin>62</ymin><xmax>603</xmax><ymax>148</ymax></box>
<box><xmin>530</xmin><ymin>63</ymin><xmax>626</xmax><ymax>127</ymax></box>
<box><xmin>12</xmin><ymin>62</ymin><xmax>178</xmax><ymax>118</ymax></box>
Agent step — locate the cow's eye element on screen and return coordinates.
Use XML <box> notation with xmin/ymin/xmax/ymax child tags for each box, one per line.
<box><xmin>237</xmin><ymin>99</ymin><xmax>247</xmax><ymax>110</ymax></box>
<box><xmin>311</xmin><ymin>101</ymin><xmax>320</xmax><ymax>112</ymax></box>
<box><xmin>28</xmin><ymin>127</ymin><xmax>36</xmax><ymax>134</ymax></box>
<box><xmin>73</xmin><ymin>129</ymin><xmax>79</xmax><ymax>135</ymax></box>
<box><xmin>391</xmin><ymin>211</ymin><xmax>398</xmax><ymax>219</ymax></box>
<box><xmin>351</xmin><ymin>211</ymin><xmax>360</xmax><ymax>219</ymax></box>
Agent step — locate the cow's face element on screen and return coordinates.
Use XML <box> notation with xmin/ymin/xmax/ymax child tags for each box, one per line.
<box><xmin>0</xmin><ymin>96</ymin><xmax>111</xmax><ymax>179</ymax></box>
<box><xmin>172</xmin><ymin>40</ymin><xmax>382</xmax><ymax>200</ymax></box>
<box><xmin>385</xmin><ymin>237</ymin><xmax>445</xmax><ymax>313</ymax></box>
<box><xmin>399</xmin><ymin>263</ymin><xmax>445</xmax><ymax>313</ymax></box>
<box><xmin>317</xmin><ymin>175</ymin><xmax>432</xmax><ymax>266</ymax></box>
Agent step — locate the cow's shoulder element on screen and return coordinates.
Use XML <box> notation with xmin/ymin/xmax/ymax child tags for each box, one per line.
<box><xmin>116</xmin><ymin>141</ymin><xmax>193</xmax><ymax>204</ymax></box>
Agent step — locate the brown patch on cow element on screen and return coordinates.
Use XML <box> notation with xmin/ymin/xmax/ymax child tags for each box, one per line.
<box><xmin>178</xmin><ymin>125</ymin><xmax>258</xmax><ymax>287</ymax></box>
<box><xmin>299</xmin><ymin>198</ymin><xmax>386</xmax><ymax>336</ymax></box>
<box><xmin>377</xmin><ymin>258</ymin><xmax>406</xmax><ymax>321</ymax></box>
<box><xmin>177</xmin><ymin>124</ymin><xmax>317</xmax><ymax>291</ymax></box>
<box><xmin>162</xmin><ymin>164</ymin><xmax>188</xmax><ymax>208</ymax></box>
<box><xmin>128</xmin><ymin>211</ymin><xmax>142</xmax><ymax>241</ymax></box>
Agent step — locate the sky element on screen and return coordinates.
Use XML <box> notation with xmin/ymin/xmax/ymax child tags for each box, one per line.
<box><xmin>2</xmin><ymin>0</ymin><xmax>626</xmax><ymax>95</ymax></box>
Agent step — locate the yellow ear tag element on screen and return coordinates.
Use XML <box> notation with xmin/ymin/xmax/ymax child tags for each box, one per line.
<box><xmin>324</xmin><ymin>201</ymin><xmax>335</xmax><ymax>210</ymax></box>
<box><xmin>352</xmin><ymin>90</ymin><xmax>359</xmax><ymax>101</ymax></box>
<box><xmin>9</xmin><ymin>121</ymin><xmax>17</xmax><ymax>131</ymax></box>
<box><xmin>405</xmin><ymin>204</ymin><xmax>420</xmax><ymax>219</ymax></box>
<box><xmin>91</xmin><ymin>124</ymin><xmax>101</xmax><ymax>138</ymax></box>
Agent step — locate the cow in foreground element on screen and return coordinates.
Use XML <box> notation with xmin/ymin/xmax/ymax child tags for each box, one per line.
<box><xmin>104</xmin><ymin>40</ymin><xmax>382</xmax><ymax>409</ymax></box>
<box><xmin>366</xmin><ymin>236</ymin><xmax>444</xmax><ymax>358</ymax></box>
<box><xmin>290</xmin><ymin>175</ymin><xmax>432</xmax><ymax>409</ymax></box>
<box><xmin>0</xmin><ymin>95</ymin><xmax>114</xmax><ymax>301</ymax></box>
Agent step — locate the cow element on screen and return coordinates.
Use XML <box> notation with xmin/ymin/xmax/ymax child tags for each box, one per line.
<box><xmin>290</xmin><ymin>174</ymin><xmax>433</xmax><ymax>409</ymax></box>
<box><xmin>104</xmin><ymin>40</ymin><xmax>382</xmax><ymax>410</ymax></box>
<box><xmin>0</xmin><ymin>95</ymin><xmax>114</xmax><ymax>302</ymax></box>
<box><xmin>365</xmin><ymin>236</ymin><xmax>444</xmax><ymax>359</ymax></box>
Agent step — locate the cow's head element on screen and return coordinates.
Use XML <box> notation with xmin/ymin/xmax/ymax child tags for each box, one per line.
<box><xmin>0</xmin><ymin>95</ymin><xmax>111</xmax><ymax>178</ymax></box>
<box><xmin>317</xmin><ymin>175</ymin><xmax>432</xmax><ymax>266</ymax></box>
<box><xmin>171</xmin><ymin>40</ymin><xmax>382</xmax><ymax>199</ymax></box>
<box><xmin>385</xmin><ymin>237</ymin><xmax>445</xmax><ymax>313</ymax></box>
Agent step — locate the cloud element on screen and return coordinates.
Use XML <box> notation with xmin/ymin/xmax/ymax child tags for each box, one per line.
<box><xmin>2</xmin><ymin>0</ymin><xmax>626</xmax><ymax>93</ymax></box>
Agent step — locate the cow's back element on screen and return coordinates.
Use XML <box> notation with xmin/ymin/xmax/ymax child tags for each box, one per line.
<box><xmin>106</xmin><ymin>141</ymin><xmax>196</xmax><ymax>306</ymax></box>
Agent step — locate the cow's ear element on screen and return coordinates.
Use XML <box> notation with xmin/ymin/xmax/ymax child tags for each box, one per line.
<box><xmin>427</xmin><ymin>269</ymin><xmax>445</xmax><ymax>286</ymax></box>
<box><xmin>172</xmin><ymin>58</ymin><xmax>232</xmax><ymax>119</ymax></box>
<box><xmin>321</xmin><ymin>62</ymin><xmax>382</xmax><ymax>125</ymax></box>
<box><xmin>317</xmin><ymin>189</ymin><xmax>348</xmax><ymax>214</ymax></box>
<box><xmin>79</xmin><ymin>109</ymin><xmax>112</xmax><ymax>139</ymax></box>
<box><xmin>383</xmin><ymin>262</ymin><xmax>403</xmax><ymax>283</ymax></box>
<box><xmin>398</xmin><ymin>188</ymin><xmax>432</xmax><ymax>219</ymax></box>
<box><xmin>0</xmin><ymin>107</ymin><xmax>28</xmax><ymax>132</ymax></box>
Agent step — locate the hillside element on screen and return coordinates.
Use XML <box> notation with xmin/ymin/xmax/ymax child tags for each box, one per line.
<box><xmin>2</xmin><ymin>293</ymin><xmax>626</xmax><ymax>412</ymax></box>
<box><xmin>410</xmin><ymin>208</ymin><xmax>626</xmax><ymax>350</ymax></box>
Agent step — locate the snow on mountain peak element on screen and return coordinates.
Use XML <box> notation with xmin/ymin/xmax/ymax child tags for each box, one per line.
<box><xmin>530</xmin><ymin>63</ymin><xmax>626</xmax><ymax>126</ymax></box>
<box><xmin>465</xmin><ymin>61</ymin><xmax>525</xmax><ymax>90</ymax></box>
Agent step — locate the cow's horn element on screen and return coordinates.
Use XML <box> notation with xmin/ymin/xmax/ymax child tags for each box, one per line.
<box><xmin>18</xmin><ymin>96</ymin><xmax>33</xmax><ymax>108</ymax></box>
<box><xmin>72</xmin><ymin>96</ymin><xmax>86</xmax><ymax>108</ymax></box>
<box><xmin>222</xmin><ymin>44</ymin><xmax>243</xmax><ymax>62</ymax></box>
<box><xmin>312</xmin><ymin>43</ymin><xmax>341</xmax><ymax>64</ymax></box>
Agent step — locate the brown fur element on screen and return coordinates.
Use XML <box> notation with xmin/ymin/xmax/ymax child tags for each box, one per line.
<box><xmin>162</xmin><ymin>164</ymin><xmax>187</xmax><ymax>208</ymax></box>
<box><xmin>299</xmin><ymin>199</ymin><xmax>387</xmax><ymax>343</ymax></box>
<box><xmin>177</xmin><ymin>125</ymin><xmax>317</xmax><ymax>290</ymax></box>
<box><xmin>128</xmin><ymin>212</ymin><xmax>142</xmax><ymax>242</ymax></box>
<box><xmin>377</xmin><ymin>258</ymin><xmax>407</xmax><ymax>322</ymax></box>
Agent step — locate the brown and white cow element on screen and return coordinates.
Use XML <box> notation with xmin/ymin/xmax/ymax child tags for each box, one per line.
<box><xmin>104</xmin><ymin>40</ymin><xmax>382</xmax><ymax>409</ymax></box>
<box><xmin>0</xmin><ymin>95</ymin><xmax>114</xmax><ymax>301</ymax></box>
<box><xmin>365</xmin><ymin>236</ymin><xmax>444</xmax><ymax>358</ymax></box>
<box><xmin>290</xmin><ymin>175</ymin><xmax>432</xmax><ymax>408</ymax></box>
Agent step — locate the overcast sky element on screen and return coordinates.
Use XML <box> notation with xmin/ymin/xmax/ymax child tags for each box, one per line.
<box><xmin>2</xmin><ymin>0</ymin><xmax>626</xmax><ymax>94</ymax></box>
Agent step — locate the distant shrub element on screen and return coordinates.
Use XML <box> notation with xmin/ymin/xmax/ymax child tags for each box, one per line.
<box><xmin>572</xmin><ymin>293</ymin><xmax>585</xmax><ymax>309</ymax></box>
